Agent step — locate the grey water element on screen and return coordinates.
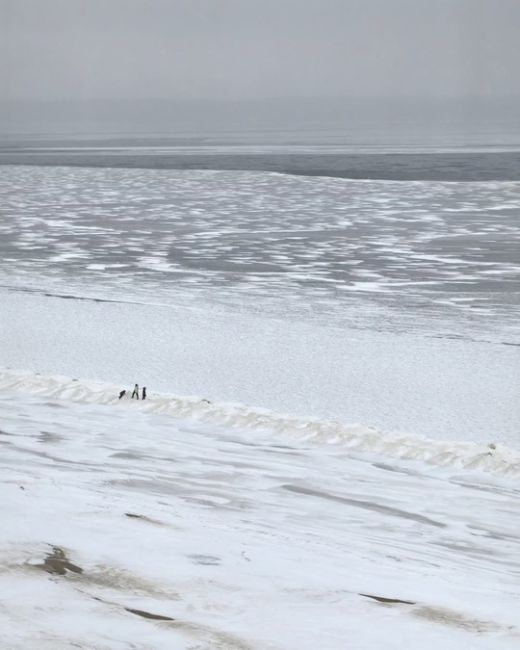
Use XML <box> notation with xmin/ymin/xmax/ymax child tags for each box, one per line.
<box><xmin>2</xmin><ymin>147</ymin><xmax>520</xmax><ymax>182</ymax></box>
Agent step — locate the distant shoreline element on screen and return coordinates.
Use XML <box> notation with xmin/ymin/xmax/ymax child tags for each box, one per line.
<box><xmin>1</xmin><ymin>149</ymin><xmax>520</xmax><ymax>181</ymax></box>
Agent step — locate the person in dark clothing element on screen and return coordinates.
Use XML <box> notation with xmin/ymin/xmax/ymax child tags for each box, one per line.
<box><xmin>142</xmin><ymin>386</ymin><xmax>147</xmax><ymax>400</ymax></box>
<box><xmin>118</xmin><ymin>389</ymin><xmax>126</xmax><ymax>400</ymax></box>
<box><xmin>131</xmin><ymin>384</ymin><xmax>139</xmax><ymax>400</ymax></box>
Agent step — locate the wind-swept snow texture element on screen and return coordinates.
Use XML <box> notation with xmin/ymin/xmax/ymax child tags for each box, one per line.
<box><xmin>1</xmin><ymin>390</ymin><xmax>519</xmax><ymax>650</ymax></box>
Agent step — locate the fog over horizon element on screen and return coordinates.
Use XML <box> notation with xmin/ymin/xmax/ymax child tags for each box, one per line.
<box><xmin>1</xmin><ymin>0</ymin><xmax>519</xmax><ymax>138</ymax></box>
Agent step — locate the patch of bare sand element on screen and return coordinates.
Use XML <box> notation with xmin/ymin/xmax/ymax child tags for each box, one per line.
<box><xmin>360</xmin><ymin>592</ymin><xmax>517</xmax><ymax>636</ymax></box>
<box><xmin>124</xmin><ymin>512</ymin><xmax>165</xmax><ymax>525</ymax></box>
<box><xmin>360</xmin><ymin>593</ymin><xmax>415</xmax><ymax>605</ymax></box>
<box><xmin>91</xmin><ymin>593</ymin><xmax>255</xmax><ymax>650</ymax></box>
<box><xmin>34</xmin><ymin>546</ymin><xmax>83</xmax><ymax>576</ymax></box>
<box><xmin>19</xmin><ymin>543</ymin><xmax>179</xmax><ymax>599</ymax></box>
<box><xmin>413</xmin><ymin>605</ymin><xmax>507</xmax><ymax>634</ymax></box>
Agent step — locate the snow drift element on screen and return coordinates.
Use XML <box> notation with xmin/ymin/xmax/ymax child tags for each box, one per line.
<box><xmin>1</xmin><ymin>367</ymin><xmax>518</xmax><ymax>478</ymax></box>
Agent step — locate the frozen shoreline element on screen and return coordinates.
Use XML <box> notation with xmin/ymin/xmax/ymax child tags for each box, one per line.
<box><xmin>2</xmin><ymin>367</ymin><xmax>519</xmax><ymax>478</ymax></box>
<box><xmin>2</xmin><ymin>288</ymin><xmax>518</xmax><ymax>447</ymax></box>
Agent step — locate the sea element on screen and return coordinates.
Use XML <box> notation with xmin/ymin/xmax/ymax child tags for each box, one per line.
<box><xmin>0</xmin><ymin>131</ymin><xmax>519</xmax><ymax>649</ymax></box>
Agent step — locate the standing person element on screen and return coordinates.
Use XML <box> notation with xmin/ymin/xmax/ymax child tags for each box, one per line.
<box><xmin>131</xmin><ymin>383</ymin><xmax>139</xmax><ymax>400</ymax></box>
<box><xmin>142</xmin><ymin>386</ymin><xmax>147</xmax><ymax>400</ymax></box>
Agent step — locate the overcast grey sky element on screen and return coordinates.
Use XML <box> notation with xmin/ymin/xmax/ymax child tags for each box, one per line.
<box><xmin>2</xmin><ymin>0</ymin><xmax>519</xmax><ymax>102</ymax></box>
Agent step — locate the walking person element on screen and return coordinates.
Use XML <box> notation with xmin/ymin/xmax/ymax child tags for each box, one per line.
<box><xmin>142</xmin><ymin>386</ymin><xmax>147</xmax><ymax>400</ymax></box>
<box><xmin>131</xmin><ymin>383</ymin><xmax>139</xmax><ymax>400</ymax></box>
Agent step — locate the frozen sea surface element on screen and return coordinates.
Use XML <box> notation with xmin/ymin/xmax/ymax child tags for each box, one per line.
<box><xmin>1</xmin><ymin>390</ymin><xmax>519</xmax><ymax>650</ymax></box>
<box><xmin>1</xmin><ymin>166</ymin><xmax>519</xmax><ymax>341</ymax></box>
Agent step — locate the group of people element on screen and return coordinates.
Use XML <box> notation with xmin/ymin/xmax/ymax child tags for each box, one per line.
<box><xmin>118</xmin><ymin>383</ymin><xmax>147</xmax><ymax>400</ymax></box>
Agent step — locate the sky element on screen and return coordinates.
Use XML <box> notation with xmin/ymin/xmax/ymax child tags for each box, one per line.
<box><xmin>1</xmin><ymin>0</ymin><xmax>519</xmax><ymax>135</ymax></box>
<box><xmin>2</xmin><ymin>0</ymin><xmax>520</xmax><ymax>101</ymax></box>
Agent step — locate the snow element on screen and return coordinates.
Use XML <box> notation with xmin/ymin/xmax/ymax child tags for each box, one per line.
<box><xmin>1</xmin><ymin>390</ymin><xmax>519</xmax><ymax>649</ymax></box>
<box><xmin>2</xmin><ymin>290</ymin><xmax>519</xmax><ymax>446</ymax></box>
<box><xmin>1</xmin><ymin>164</ymin><xmax>519</xmax><ymax>649</ymax></box>
<box><xmin>1</xmin><ymin>368</ymin><xmax>519</xmax><ymax>478</ymax></box>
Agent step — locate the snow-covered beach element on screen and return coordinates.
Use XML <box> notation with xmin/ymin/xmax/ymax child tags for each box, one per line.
<box><xmin>1</xmin><ymin>388</ymin><xmax>519</xmax><ymax>650</ymax></box>
<box><xmin>1</xmin><ymin>161</ymin><xmax>519</xmax><ymax>648</ymax></box>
